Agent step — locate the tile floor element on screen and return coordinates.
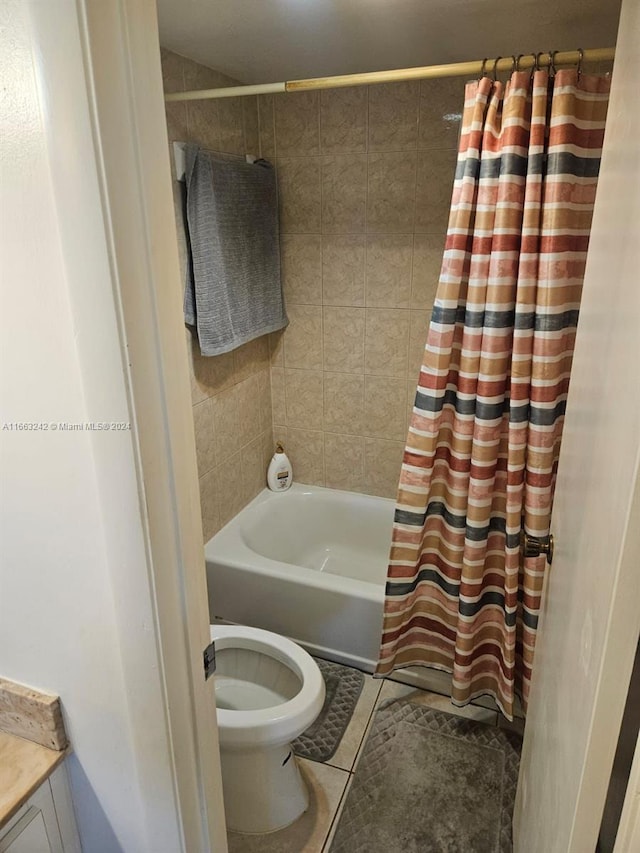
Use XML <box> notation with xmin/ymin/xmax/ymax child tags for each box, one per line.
<box><xmin>227</xmin><ymin>664</ymin><xmax>525</xmax><ymax>853</ymax></box>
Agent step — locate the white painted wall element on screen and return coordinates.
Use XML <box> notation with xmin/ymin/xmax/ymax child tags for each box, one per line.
<box><xmin>0</xmin><ymin>2</ymin><xmax>185</xmax><ymax>850</ymax></box>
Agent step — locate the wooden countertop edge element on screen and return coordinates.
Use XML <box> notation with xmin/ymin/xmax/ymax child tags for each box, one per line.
<box><xmin>0</xmin><ymin>732</ymin><xmax>70</xmax><ymax>831</ymax></box>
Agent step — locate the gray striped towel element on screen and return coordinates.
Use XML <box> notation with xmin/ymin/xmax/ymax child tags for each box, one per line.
<box><xmin>184</xmin><ymin>144</ymin><xmax>287</xmax><ymax>355</ymax></box>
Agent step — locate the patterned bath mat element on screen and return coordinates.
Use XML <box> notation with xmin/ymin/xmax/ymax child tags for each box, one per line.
<box><xmin>330</xmin><ymin>701</ymin><xmax>522</xmax><ymax>853</ymax></box>
<box><xmin>293</xmin><ymin>659</ymin><xmax>365</xmax><ymax>762</ymax></box>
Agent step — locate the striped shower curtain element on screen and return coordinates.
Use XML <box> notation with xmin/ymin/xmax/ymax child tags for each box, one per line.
<box><xmin>376</xmin><ymin>68</ymin><xmax>610</xmax><ymax>719</ymax></box>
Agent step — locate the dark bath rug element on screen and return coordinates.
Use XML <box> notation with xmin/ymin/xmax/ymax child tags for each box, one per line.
<box><xmin>329</xmin><ymin>701</ymin><xmax>522</xmax><ymax>853</ymax></box>
<box><xmin>292</xmin><ymin>658</ymin><xmax>365</xmax><ymax>763</ymax></box>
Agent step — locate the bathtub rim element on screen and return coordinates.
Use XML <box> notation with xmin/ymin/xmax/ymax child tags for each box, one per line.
<box><xmin>204</xmin><ymin>483</ymin><xmax>395</xmax><ymax>605</ymax></box>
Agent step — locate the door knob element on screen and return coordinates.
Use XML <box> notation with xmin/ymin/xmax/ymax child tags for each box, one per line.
<box><xmin>522</xmin><ymin>532</ymin><xmax>554</xmax><ymax>565</ymax></box>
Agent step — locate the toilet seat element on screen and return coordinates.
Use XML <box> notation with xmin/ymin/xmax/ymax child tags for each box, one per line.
<box><xmin>211</xmin><ymin>624</ymin><xmax>325</xmax><ymax>750</ymax></box>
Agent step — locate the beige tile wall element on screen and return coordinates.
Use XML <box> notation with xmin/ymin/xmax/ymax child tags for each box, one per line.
<box><xmin>162</xmin><ymin>50</ymin><xmax>608</xmax><ymax>516</ymax></box>
<box><xmin>261</xmin><ymin>78</ymin><xmax>464</xmax><ymax>497</ymax></box>
<box><xmin>161</xmin><ymin>48</ymin><xmax>273</xmax><ymax>541</ymax></box>
<box><xmin>161</xmin><ymin>53</ymin><xmax>617</xmax><ymax>538</ymax></box>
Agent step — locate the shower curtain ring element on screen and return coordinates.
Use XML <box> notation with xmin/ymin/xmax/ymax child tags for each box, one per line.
<box><xmin>515</xmin><ymin>54</ymin><xmax>524</xmax><ymax>72</ymax></box>
<box><xmin>548</xmin><ymin>50</ymin><xmax>558</xmax><ymax>75</ymax></box>
<box><xmin>491</xmin><ymin>56</ymin><xmax>502</xmax><ymax>80</ymax></box>
<box><xmin>510</xmin><ymin>55</ymin><xmax>518</xmax><ymax>75</ymax></box>
<box><xmin>480</xmin><ymin>58</ymin><xmax>489</xmax><ymax>79</ymax></box>
<box><xmin>576</xmin><ymin>47</ymin><xmax>584</xmax><ymax>78</ymax></box>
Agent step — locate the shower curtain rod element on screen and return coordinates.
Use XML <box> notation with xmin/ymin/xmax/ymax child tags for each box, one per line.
<box><xmin>164</xmin><ymin>46</ymin><xmax>615</xmax><ymax>102</ymax></box>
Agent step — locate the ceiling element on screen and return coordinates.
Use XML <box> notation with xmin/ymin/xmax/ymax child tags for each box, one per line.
<box><xmin>156</xmin><ymin>0</ymin><xmax>621</xmax><ymax>85</ymax></box>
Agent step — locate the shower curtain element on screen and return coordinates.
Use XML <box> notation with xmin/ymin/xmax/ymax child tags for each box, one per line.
<box><xmin>376</xmin><ymin>68</ymin><xmax>610</xmax><ymax>719</ymax></box>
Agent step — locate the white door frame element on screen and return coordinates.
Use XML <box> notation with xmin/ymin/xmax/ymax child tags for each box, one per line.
<box><xmin>76</xmin><ymin>0</ymin><xmax>227</xmax><ymax>849</ymax></box>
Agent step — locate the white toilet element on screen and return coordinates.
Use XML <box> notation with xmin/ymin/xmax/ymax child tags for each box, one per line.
<box><xmin>210</xmin><ymin>624</ymin><xmax>325</xmax><ymax>834</ymax></box>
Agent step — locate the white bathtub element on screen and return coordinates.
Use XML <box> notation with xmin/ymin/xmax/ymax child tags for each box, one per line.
<box><xmin>204</xmin><ymin>483</ymin><xmax>395</xmax><ymax>672</ymax></box>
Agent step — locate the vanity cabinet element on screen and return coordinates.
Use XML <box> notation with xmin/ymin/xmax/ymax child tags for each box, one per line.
<box><xmin>0</xmin><ymin>766</ymin><xmax>80</xmax><ymax>853</ymax></box>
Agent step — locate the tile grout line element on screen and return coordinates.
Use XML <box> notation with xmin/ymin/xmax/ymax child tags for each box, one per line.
<box><xmin>321</xmin><ymin>677</ymin><xmax>385</xmax><ymax>851</ymax></box>
<box><xmin>318</xmin><ymin>139</ymin><xmax>327</xmax><ymax>478</ymax></box>
<box><xmin>329</xmin><ymin>676</ymin><xmax>384</xmax><ymax>774</ymax></box>
<box><xmin>318</xmin><ymin>93</ymin><xmax>328</xmax><ymax>486</ymax></box>
<box><xmin>274</xmin><ymin>145</ymin><xmax>460</xmax><ymax>159</ymax></box>
<box><xmin>320</xmin><ymin>772</ymin><xmax>353</xmax><ymax>853</ymax></box>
